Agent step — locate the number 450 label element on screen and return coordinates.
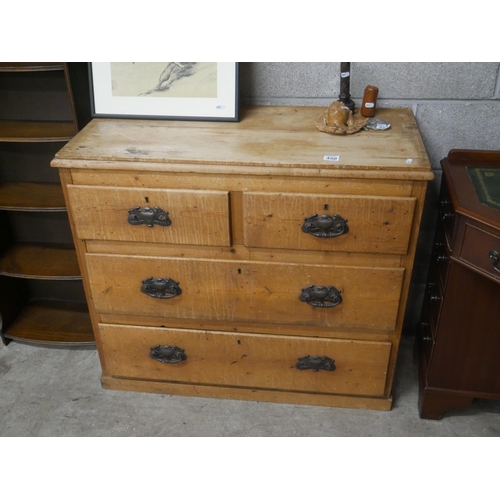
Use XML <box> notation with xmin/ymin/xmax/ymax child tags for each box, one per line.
<box><xmin>324</xmin><ymin>155</ymin><xmax>340</xmax><ymax>161</ymax></box>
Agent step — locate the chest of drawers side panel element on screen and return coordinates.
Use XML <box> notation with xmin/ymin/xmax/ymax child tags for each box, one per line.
<box><xmin>57</xmin><ymin>169</ymin><xmax>108</xmax><ymax>369</ymax></box>
<box><xmin>382</xmin><ymin>180</ymin><xmax>429</xmax><ymax>398</ymax></box>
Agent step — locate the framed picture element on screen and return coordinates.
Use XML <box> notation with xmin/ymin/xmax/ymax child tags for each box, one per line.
<box><xmin>89</xmin><ymin>62</ymin><xmax>239</xmax><ymax>122</ymax></box>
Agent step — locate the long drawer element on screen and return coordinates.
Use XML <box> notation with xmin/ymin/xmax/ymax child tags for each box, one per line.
<box><xmin>243</xmin><ymin>192</ymin><xmax>416</xmax><ymax>254</ymax></box>
<box><xmin>66</xmin><ymin>185</ymin><xmax>231</xmax><ymax>246</ymax></box>
<box><xmin>99</xmin><ymin>324</ymin><xmax>392</xmax><ymax>397</ymax></box>
<box><xmin>86</xmin><ymin>254</ymin><xmax>405</xmax><ymax>330</ymax></box>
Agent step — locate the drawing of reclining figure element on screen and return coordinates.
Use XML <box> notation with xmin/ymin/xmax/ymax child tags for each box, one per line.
<box><xmin>140</xmin><ymin>62</ymin><xmax>198</xmax><ymax>95</ymax></box>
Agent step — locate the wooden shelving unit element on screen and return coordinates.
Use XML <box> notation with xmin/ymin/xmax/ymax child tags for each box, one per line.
<box><xmin>0</xmin><ymin>62</ymin><xmax>93</xmax><ymax>345</ymax></box>
<box><xmin>0</xmin><ymin>120</ymin><xmax>76</xmax><ymax>142</ymax></box>
<box><xmin>0</xmin><ymin>182</ymin><xmax>66</xmax><ymax>211</ymax></box>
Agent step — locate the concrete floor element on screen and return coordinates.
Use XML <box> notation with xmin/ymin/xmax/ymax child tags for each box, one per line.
<box><xmin>1</xmin><ymin>335</ymin><xmax>499</xmax><ymax>436</ymax></box>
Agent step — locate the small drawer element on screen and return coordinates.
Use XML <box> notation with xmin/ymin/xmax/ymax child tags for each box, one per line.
<box><xmin>417</xmin><ymin>320</ymin><xmax>434</xmax><ymax>368</ymax></box>
<box><xmin>99</xmin><ymin>324</ymin><xmax>392</xmax><ymax>397</ymax></box>
<box><xmin>424</xmin><ymin>281</ymin><xmax>442</xmax><ymax>332</ymax></box>
<box><xmin>66</xmin><ymin>185</ymin><xmax>231</xmax><ymax>247</ymax></box>
<box><xmin>438</xmin><ymin>179</ymin><xmax>457</xmax><ymax>245</ymax></box>
<box><xmin>459</xmin><ymin>224</ymin><xmax>500</xmax><ymax>284</ymax></box>
<box><xmin>243</xmin><ymin>192</ymin><xmax>416</xmax><ymax>254</ymax></box>
<box><xmin>431</xmin><ymin>226</ymin><xmax>451</xmax><ymax>288</ymax></box>
<box><xmin>86</xmin><ymin>254</ymin><xmax>405</xmax><ymax>331</ymax></box>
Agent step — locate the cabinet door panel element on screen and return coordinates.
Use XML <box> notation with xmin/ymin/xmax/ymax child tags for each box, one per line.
<box><xmin>428</xmin><ymin>262</ymin><xmax>500</xmax><ymax>394</ymax></box>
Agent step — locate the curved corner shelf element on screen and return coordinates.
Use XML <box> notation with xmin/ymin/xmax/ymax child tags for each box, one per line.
<box><xmin>3</xmin><ymin>299</ymin><xmax>94</xmax><ymax>345</ymax></box>
<box><xmin>0</xmin><ymin>243</ymin><xmax>81</xmax><ymax>279</ymax></box>
<box><xmin>0</xmin><ymin>63</ymin><xmax>64</xmax><ymax>72</ymax></box>
<box><xmin>0</xmin><ymin>182</ymin><xmax>66</xmax><ymax>211</ymax></box>
<box><xmin>0</xmin><ymin>120</ymin><xmax>76</xmax><ymax>142</ymax></box>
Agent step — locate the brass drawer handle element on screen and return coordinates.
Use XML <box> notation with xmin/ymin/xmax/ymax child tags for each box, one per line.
<box><xmin>302</xmin><ymin>213</ymin><xmax>349</xmax><ymax>238</ymax></box>
<box><xmin>141</xmin><ymin>277</ymin><xmax>182</xmax><ymax>299</ymax></box>
<box><xmin>150</xmin><ymin>345</ymin><xmax>187</xmax><ymax>364</ymax></box>
<box><xmin>296</xmin><ymin>355</ymin><xmax>336</xmax><ymax>372</ymax></box>
<box><xmin>489</xmin><ymin>250</ymin><xmax>500</xmax><ymax>273</ymax></box>
<box><xmin>299</xmin><ymin>285</ymin><xmax>342</xmax><ymax>308</ymax></box>
<box><xmin>128</xmin><ymin>206</ymin><xmax>172</xmax><ymax>227</ymax></box>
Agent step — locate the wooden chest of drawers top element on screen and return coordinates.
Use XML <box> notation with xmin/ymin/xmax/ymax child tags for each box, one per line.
<box><xmin>52</xmin><ymin>106</ymin><xmax>432</xmax><ymax>179</ymax></box>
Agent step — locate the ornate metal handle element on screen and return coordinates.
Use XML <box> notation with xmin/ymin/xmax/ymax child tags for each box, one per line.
<box><xmin>141</xmin><ymin>277</ymin><xmax>182</xmax><ymax>299</ymax></box>
<box><xmin>296</xmin><ymin>355</ymin><xmax>336</xmax><ymax>372</ymax></box>
<box><xmin>150</xmin><ymin>345</ymin><xmax>187</xmax><ymax>364</ymax></box>
<box><xmin>128</xmin><ymin>206</ymin><xmax>171</xmax><ymax>227</ymax></box>
<box><xmin>299</xmin><ymin>285</ymin><xmax>342</xmax><ymax>308</ymax></box>
<box><xmin>302</xmin><ymin>213</ymin><xmax>349</xmax><ymax>238</ymax></box>
<box><xmin>489</xmin><ymin>250</ymin><xmax>500</xmax><ymax>273</ymax></box>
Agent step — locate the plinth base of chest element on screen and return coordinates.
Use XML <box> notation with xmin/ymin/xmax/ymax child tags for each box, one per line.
<box><xmin>101</xmin><ymin>376</ymin><xmax>393</xmax><ymax>411</ymax></box>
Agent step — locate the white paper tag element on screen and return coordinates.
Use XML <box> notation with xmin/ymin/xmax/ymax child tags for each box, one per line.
<box><xmin>341</xmin><ymin>72</ymin><xmax>350</xmax><ymax>78</ymax></box>
<box><xmin>406</xmin><ymin>158</ymin><xmax>413</xmax><ymax>164</ymax></box>
<box><xmin>365</xmin><ymin>102</ymin><xmax>375</xmax><ymax>108</ymax></box>
<box><xmin>324</xmin><ymin>155</ymin><xmax>340</xmax><ymax>161</ymax></box>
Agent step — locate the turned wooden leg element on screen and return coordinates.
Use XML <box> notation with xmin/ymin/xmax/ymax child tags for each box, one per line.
<box><xmin>418</xmin><ymin>386</ymin><xmax>474</xmax><ymax>420</ymax></box>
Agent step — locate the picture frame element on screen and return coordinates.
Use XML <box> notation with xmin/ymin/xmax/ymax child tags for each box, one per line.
<box><xmin>88</xmin><ymin>62</ymin><xmax>239</xmax><ymax>122</ymax></box>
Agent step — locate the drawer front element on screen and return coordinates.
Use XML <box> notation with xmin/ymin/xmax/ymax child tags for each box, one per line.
<box><xmin>431</xmin><ymin>224</ymin><xmax>450</xmax><ymax>288</ymax></box>
<box><xmin>99</xmin><ymin>324</ymin><xmax>392</xmax><ymax>397</ymax></box>
<box><xmin>459</xmin><ymin>224</ymin><xmax>500</xmax><ymax>283</ymax></box>
<box><xmin>438</xmin><ymin>178</ymin><xmax>457</xmax><ymax>245</ymax></box>
<box><xmin>423</xmin><ymin>281</ymin><xmax>442</xmax><ymax>333</ymax></box>
<box><xmin>87</xmin><ymin>254</ymin><xmax>405</xmax><ymax>330</ymax></box>
<box><xmin>417</xmin><ymin>320</ymin><xmax>433</xmax><ymax>368</ymax></box>
<box><xmin>243</xmin><ymin>192</ymin><xmax>416</xmax><ymax>254</ymax></box>
<box><xmin>66</xmin><ymin>185</ymin><xmax>231</xmax><ymax>247</ymax></box>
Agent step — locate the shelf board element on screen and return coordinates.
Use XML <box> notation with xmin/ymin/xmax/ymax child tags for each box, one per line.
<box><xmin>3</xmin><ymin>299</ymin><xmax>94</xmax><ymax>345</ymax></box>
<box><xmin>0</xmin><ymin>63</ymin><xmax>64</xmax><ymax>72</ymax></box>
<box><xmin>0</xmin><ymin>182</ymin><xmax>66</xmax><ymax>211</ymax></box>
<box><xmin>0</xmin><ymin>243</ymin><xmax>81</xmax><ymax>279</ymax></box>
<box><xmin>0</xmin><ymin>120</ymin><xmax>76</xmax><ymax>142</ymax></box>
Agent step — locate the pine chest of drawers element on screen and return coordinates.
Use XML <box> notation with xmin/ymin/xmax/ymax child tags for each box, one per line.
<box><xmin>52</xmin><ymin>106</ymin><xmax>432</xmax><ymax>410</ymax></box>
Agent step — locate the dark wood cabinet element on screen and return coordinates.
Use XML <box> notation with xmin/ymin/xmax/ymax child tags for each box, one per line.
<box><xmin>418</xmin><ymin>149</ymin><xmax>500</xmax><ymax>419</ymax></box>
<box><xmin>0</xmin><ymin>62</ymin><xmax>93</xmax><ymax>345</ymax></box>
